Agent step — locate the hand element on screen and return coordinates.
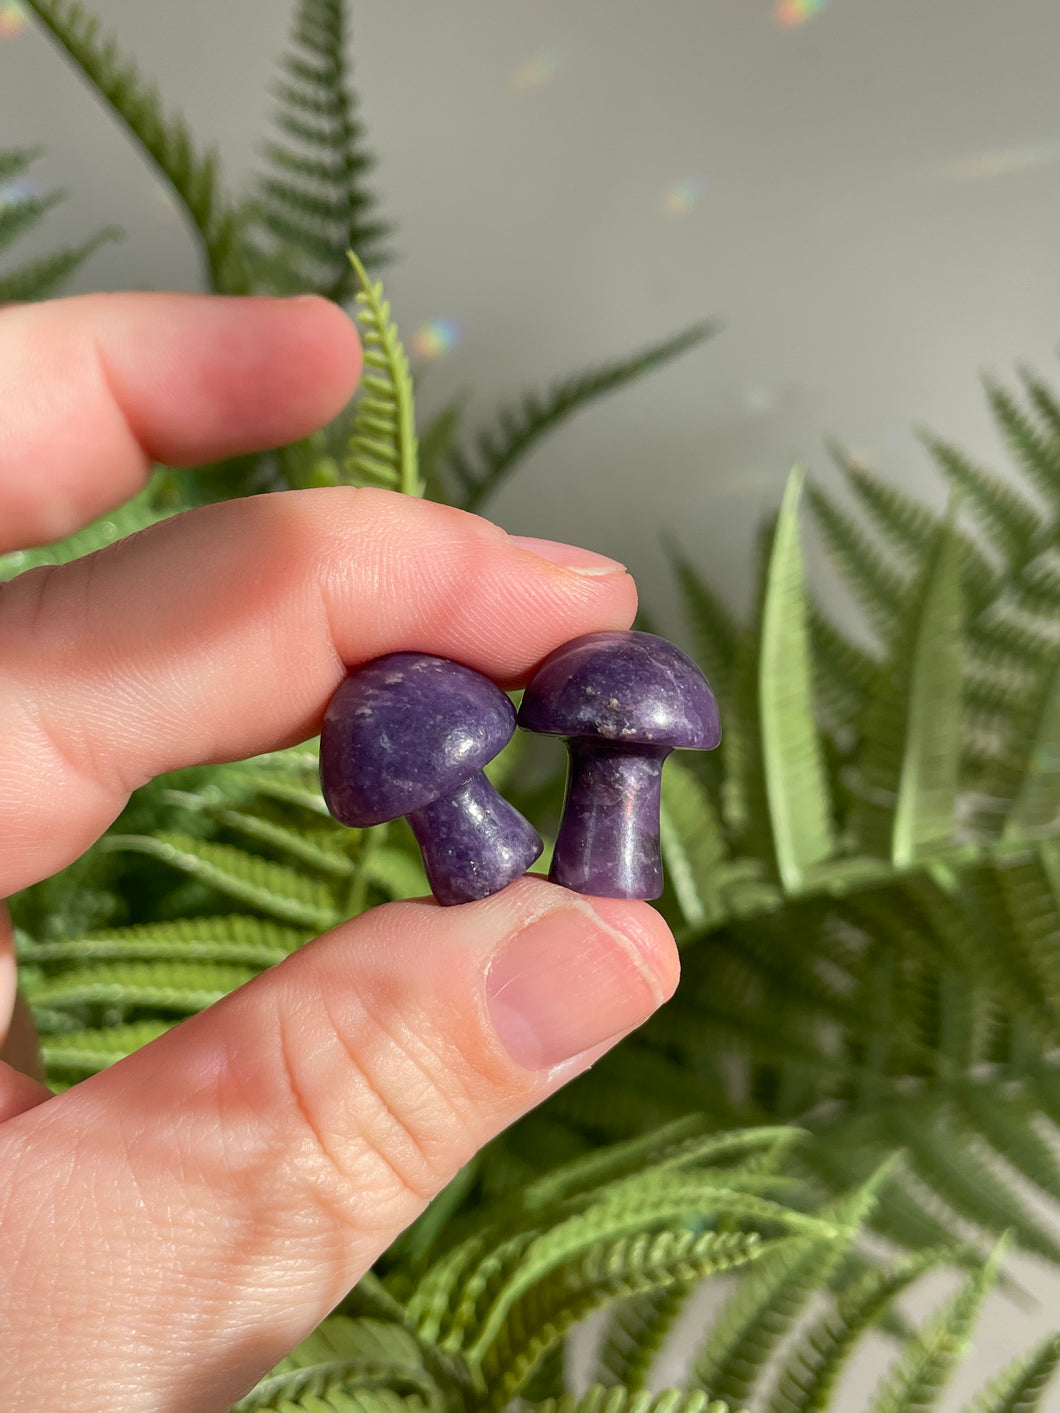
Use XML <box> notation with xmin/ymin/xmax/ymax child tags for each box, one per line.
<box><xmin>0</xmin><ymin>292</ymin><xmax>679</xmax><ymax>1412</ymax></box>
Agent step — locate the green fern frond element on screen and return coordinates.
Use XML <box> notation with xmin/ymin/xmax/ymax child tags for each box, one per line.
<box><xmin>0</xmin><ymin>222</ymin><xmax>122</xmax><ymax>302</ymax></box>
<box><xmin>961</xmin><ymin>1333</ymin><xmax>1060</xmax><ymax>1413</ymax></box>
<box><xmin>40</xmin><ymin>1018</ymin><xmax>175</xmax><ymax>1077</ymax></box>
<box><xmin>847</xmin><ymin>515</ymin><xmax>964</xmax><ymax>861</ymax></box>
<box><xmin>920</xmin><ymin>431</ymin><xmax>1041</xmax><ymax>567</ymax></box>
<box><xmin>867</xmin><ymin>1239</ymin><xmax>1006</xmax><ymax>1413</ymax></box>
<box><xmin>659</xmin><ymin>758</ymin><xmax>729</xmax><ymax>931</ymax></box>
<box><xmin>23</xmin><ymin>959</ymin><xmax>258</xmax><ymax>1014</ymax></box>
<box><xmin>22</xmin><ymin>0</ymin><xmax>250</xmax><ymax>292</ymax></box>
<box><xmin>948</xmin><ymin>1080</ymin><xmax>1060</xmax><ymax>1208</ymax></box>
<box><xmin>418</xmin><ymin>396</ymin><xmax>468</xmax><ymax>503</ymax></box>
<box><xmin>759</xmin><ymin>467</ymin><xmax>836</xmax><ymax>890</ymax></box>
<box><xmin>835</xmin><ymin>452</ymin><xmax>938</xmax><ymax>561</ymax></box>
<box><xmin>594</xmin><ymin>1285</ymin><xmax>695</xmax><ymax>1391</ymax></box>
<box><xmin>806</xmin><ymin>603</ymin><xmax>879</xmax><ymax>732</ymax></box>
<box><xmin>100</xmin><ymin>832</ymin><xmax>340</xmax><ymax>929</ymax></box>
<box><xmin>691</xmin><ymin>1169</ymin><xmax>889</xmax><ymax>1408</ymax></box>
<box><xmin>233</xmin><ymin>1316</ymin><xmax>443</xmax><ymax>1412</ymax></box>
<box><xmin>983</xmin><ymin>376</ymin><xmax>1060</xmax><ymax>522</ymax></box>
<box><xmin>883</xmin><ymin>1105</ymin><xmax>1060</xmax><ymax>1265</ymax></box>
<box><xmin>0</xmin><ymin>145</ymin><xmax>121</xmax><ymax>302</ymax></box>
<box><xmin>476</xmin><ymin>1229</ymin><xmax>770</xmax><ymax>1412</ymax></box>
<box><xmin>198</xmin><ymin>804</ymin><xmax>354</xmax><ymax>878</ymax></box>
<box><xmin>18</xmin><ymin>915</ymin><xmax>310</xmax><ymax>968</ymax></box>
<box><xmin>768</xmin><ymin>1245</ymin><xmax>967</xmax><ymax>1413</ymax></box>
<box><xmin>806</xmin><ymin>483</ymin><xmax>911</xmax><ymax>644</ymax></box>
<box><xmin>251</xmin><ymin>0</ymin><xmax>392</xmax><ymax>298</ymax></box>
<box><xmin>442</xmin><ymin>322</ymin><xmax>717</xmax><ymax>513</ymax></box>
<box><xmin>890</xmin><ymin>502</ymin><xmax>965</xmax><ymax>866</ymax></box>
<box><xmin>522</xmin><ymin>1122</ymin><xmax>801</xmax><ymax>1212</ymax></box>
<box><xmin>0</xmin><ymin>184</ymin><xmax>64</xmax><ymax>249</ymax></box>
<box><xmin>534</xmin><ymin>1388</ymin><xmax>730</xmax><ymax>1413</ymax></box>
<box><xmin>666</xmin><ymin>541</ymin><xmax>740</xmax><ymax>702</ymax></box>
<box><xmin>344</xmin><ymin>250</ymin><xmax>420</xmax><ymax>494</ymax></box>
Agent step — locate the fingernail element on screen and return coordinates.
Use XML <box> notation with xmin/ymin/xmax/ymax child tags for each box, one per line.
<box><xmin>486</xmin><ymin>902</ymin><xmax>668</xmax><ymax>1070</ymax></box>
<box><xmin>508</xmin><ymin>535</ymin><xmax>626</xmax><ymax>577</ymax></box>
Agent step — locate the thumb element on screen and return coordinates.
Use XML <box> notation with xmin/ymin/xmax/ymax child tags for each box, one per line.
<box><xmin>2</xmin><ymin>876</ymin><xmax>678</xmax><ymax>1413</ymax></box>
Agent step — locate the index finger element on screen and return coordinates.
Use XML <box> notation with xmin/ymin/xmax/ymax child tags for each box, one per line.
<box><xmin>0</xmin><ymin>488</ymin><xmax>636</xmax><ymax>896</ymax></box>
<box><xmin>0</xmin><ymin>292</ymin><xmax>362</xmax><ymax>551</ymax></box>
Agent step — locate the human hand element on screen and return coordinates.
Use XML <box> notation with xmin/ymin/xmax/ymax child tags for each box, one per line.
<box><xmin>0</xmin><ymin>292</ymin><xmax>679</xmax><ymax>1412</ymax></box>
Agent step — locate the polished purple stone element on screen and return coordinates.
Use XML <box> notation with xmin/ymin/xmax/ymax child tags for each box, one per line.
<box><xmin>517</xmin><ymin>631</ymin><xmax>721</xmax><ymax>900</ymax></box>
<box><xmin>321</xmin><ymin>652</ymin><xmax>542</xmax><ymax>905</ymax></box>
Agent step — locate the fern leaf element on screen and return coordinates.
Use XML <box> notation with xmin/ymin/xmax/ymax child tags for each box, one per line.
<box><xmin>100</xmin><ymin>833</ymin><xmax>340</xmax><ymax>929</ymax></box>
<box><xmin>40</xmin><ymin>1018</ymin><xmax>175</xmax><ymax>1076</ymax></box>
<box><xmin>208</xmin><ymin>806</ymin><xmax>354</xmax><ymax>877</ymax></box>
<box><xmin>476</xmin><ymin>1229</ymin><xmax>769</xmax><ymax>1412</ymax></box>
<box><xmin>24</xmin><ymin>959</ymin><xmax>257</xmax><ymax>1014</ymax></box>
<box><xmin>846</xmin><ymin>516</ymin><xmax>963</xmax><ymax>860</ymax></box>
<box><xmin>691</xmin><ymin>1170</ymin><xmax>887</xmax><ymax>1408</ymax></box>
<box><xmin>22</xmin><ymin>0</ymin><xmax>250</xmax><ymax>292</ymax></box>
<box><xmin>983</xmin><ymin>375</ymin><xmax>1060</xmax><ymax>522</ymax></box>
<box><xmin>921</xmin><ymin>432</ymin><xmax>1041</xmax><ymax>567</ymax></box>
<box><xmin>207</xmin><ymin>764</ymin><xmax>332</xmax><ymax>818</ymax></box>
<box><xmin>443</xmin><ymin>322</ymin><xmax>716</xmax><ymax>513</ymax></box>
<box><xmin>344</xmin><ymin>250</ymin><xmax>420</xmax><ymax>494</ymax></box>
<box><xmin>768</xmin><ymin>1246</ymin><xmax>964</xmax><ymax>1413</ymax></box>
<box><xmin>867</xmin><ymin>1240</ymin><xmax>1006</xmax><ymax>1413</ymax></box>
<box><xmin>948</xmin><ymin>1080</ymin><xmax>1060</xmax><ymax>1209</ymax></box>
<box><xmin>659</xmin><ymin>758</ymin><xmax>729</xmax><ymax>930</ymax></box>
<box><xmin>837</xmin><ymin>453</ymin><xmax>938</xmax><ymax>560</ymax></box>
<box><xmin>806</xmin><ymin>483</ymin><xmax>910</xmax><ymax>644</ymax></box>
<box><xmin>523</xmin><ymin>1121</ymin><xmax>800</xmax><ymax>1211</ymax></box>
<box><xmin>252</xmin><ymin>0</ymin><xmax>392</xmax><ymax>297</ymax></box>
<box><xmin>1001</xmin><ymin>659</ymin><xmax>1060</xmax><ymax>840</ymax></box>
<box><xmin>759</xmin><ymin>467</ymin><xmax>835</xmax><ymax>890</ymax></box>
<box><xmin>961</xmin><ymin>1334</ymin><xmax>1060</xmax><ymax>1413</ymax></box>
<box><xmin>534</xmin><ymin>1388</ymin><xmax>730</xmax><ymax>1413</ymax></box>
<box><xmin>891</xmin><ymin>504</ymin><xmax>965</xmax><ymax>865</ymax></box>
<box><xmin>667</xmin><ymin>541</ymin><xmax>740</xmax><ymax>702</ymax></box>
<box><xmin>0</xmin><ymin>185</ymin><xmax>64</xmax><ymax>249</ymax></box>
<box><xmin>232</xmin><ymin>1315</ymin><xmax>439</xmax><ymax>1412</ymax></box>
<box><xmin>18</xmin><ymin>915</ymin><xmax>310</xmax><ymax>968</ymax></box>
<box><xmin>418</xmin><ymin>395</ymin><xmax>468</xmax><ymax>503</ymax></box>
<box><xmin>0</xmin><ymin>222</ymin><xmax>122</xmax><ymax>302</ymax></box>
<box><xmin>594</xmin><ymin>1284</ymin><xmax>697</xmax><ymax>1391</ymax></box>
<box><xmin>884</xmin><ymin>1105</ymin><xmax>1060</xmax><ymax>1264</ymax></box>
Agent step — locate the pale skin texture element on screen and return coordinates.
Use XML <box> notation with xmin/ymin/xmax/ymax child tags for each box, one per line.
<box><xmin>0</xmin><ymin>291</ymin><xmax>680</xmax><ymax>1412</ymax></box>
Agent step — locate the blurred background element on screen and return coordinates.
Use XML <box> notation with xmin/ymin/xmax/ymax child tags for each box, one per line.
<box><xmin>4</xmin><ymin>0</ymin><xmax>1060</xmax><ymax>629</ymax></box>
<box><xmin>4</xmin><ymin>1</ymin><xmax>1060</xmax><ymax>1403</ymax></box>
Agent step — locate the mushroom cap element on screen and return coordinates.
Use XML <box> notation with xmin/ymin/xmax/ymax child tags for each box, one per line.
<box><xmin>517</xmin><ymin>630</ymin><xmax>720</xmax><ymax>750</ymax></box>
<box><xmin>320</xmin><ymin>652</ymin><xmax>516</xmax><ymax>827</ymax></box>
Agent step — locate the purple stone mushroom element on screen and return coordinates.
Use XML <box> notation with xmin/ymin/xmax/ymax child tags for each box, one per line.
<box><xmin>320</xmin><ymin>652</ymin><xmax>543</xmax><ymax>906</ymax></box>
<box><xmin>517</xmin><ymin>630</ymin><xmax>721</xmax><ymax>900</ymax></box>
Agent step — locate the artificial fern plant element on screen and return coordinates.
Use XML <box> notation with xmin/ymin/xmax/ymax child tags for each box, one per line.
<box><xmin>5</xmin><ymin>2</ymin><xmax>1060</xmax><ymax>1410</ymax></box>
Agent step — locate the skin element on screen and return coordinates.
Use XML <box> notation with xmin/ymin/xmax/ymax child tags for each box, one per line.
<box><xmin>0</xmin><ymin>291</ymin><xmax>680</xmax><ymax>1412</ymax></box>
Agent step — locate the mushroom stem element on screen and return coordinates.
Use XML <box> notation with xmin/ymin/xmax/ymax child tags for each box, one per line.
<box><xmin>406</xmin><ymin>771</ymin><xmax>543</xmax><ymax>906</ymax></box>
<box><xmin>551</xmin><ymin>741</ymin><xmax>670</xmax><ymax>899</ymax></box>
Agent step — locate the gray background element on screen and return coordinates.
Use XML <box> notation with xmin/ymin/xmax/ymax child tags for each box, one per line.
<box><xmin>4</xmin><ymin>0</ymin><xmax>1060</xmax><ymax>1405</ymax></box>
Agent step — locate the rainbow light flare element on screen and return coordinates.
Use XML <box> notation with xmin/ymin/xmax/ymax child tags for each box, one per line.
<box><xmin>663</xmin><ymin>178</ymin><xmax>704</xmax><ymax>217</ymax></box>
<box><xmin>0</xmin><ymin>1</ymin><xmax>29</xmax><ymax>38</ymax></box>
<box><xmin>774</xmin><ymin>0</ymin><xmax>829</xmax><ymax>29</ymax></box>
<box><xmin>510</xmin><ymin>50</ymin><xmax>564</xmax><ymax>94</ymax></box>
<box><xmin>410</xmin><ymin>319</ymin><xmax>462</xmax><ymax>360</ymax></box>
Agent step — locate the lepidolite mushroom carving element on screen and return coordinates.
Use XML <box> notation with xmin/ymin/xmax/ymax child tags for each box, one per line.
<box><xmin>517</xmin><ymin>630</ymin><xmax>721</xmax><ymax>899</ymax></box>
<box><xmin>320</xmin><ymin>653</ymin><xmax>543</xmax><ymax>906</ymax></box>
